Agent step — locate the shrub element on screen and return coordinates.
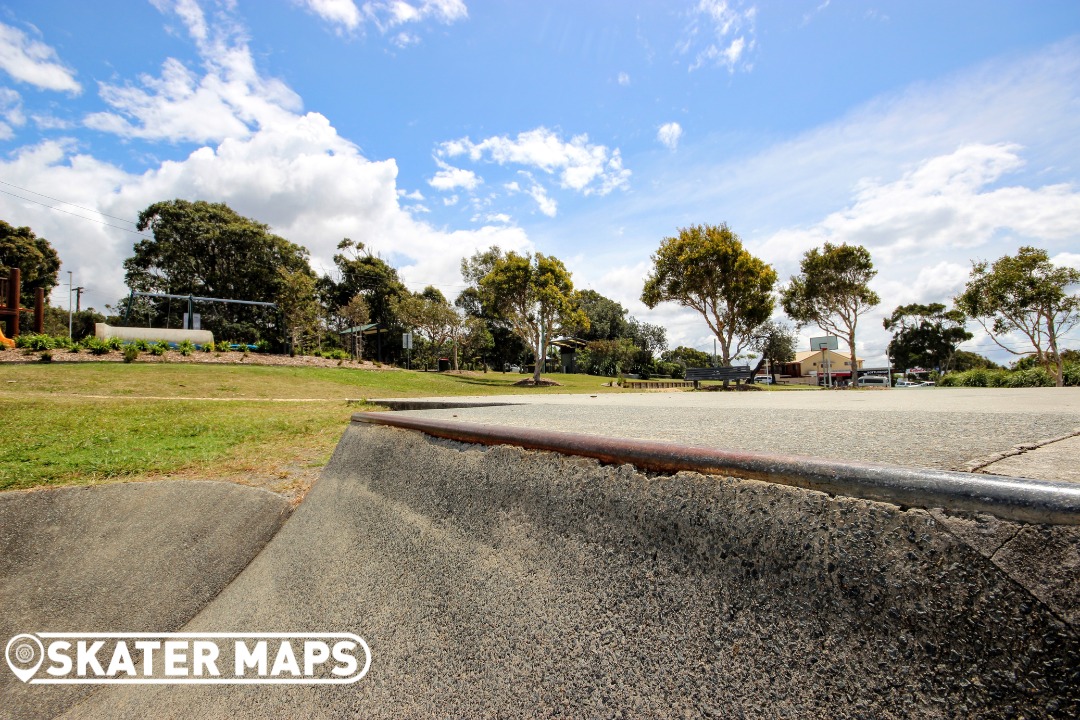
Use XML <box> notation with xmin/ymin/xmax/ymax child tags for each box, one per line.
<box><xmin>202</xmin><ymin>342</ymin><xmax>213</xmax><ymax>352</ymax></box>
<box><xmin>132</xmin><ymin>338</ymin><xmax>151</xmax><ymax>351</ymax></box>
<box><xmin>254</xmin><ymin>339</ymin><xmax>271</xmax><ymax>353</ymax></box>
<box><xmin>122</xmin><ymin>346</ymin><xmax>140</xmax><ymax>363</ymax></box>
<box><xmin>149</xmin><ymin>341</ymin><xmax>169</xmax><ymax>356</ymax></box>
<box><xmin>959</xmin><ymin>369</ymin><xmax>991</xmax><ymax>387</ymax></box>
<box><xmin>1006</xmin><ymin>367</ymin><xmax>1054</xmax><ymax>388</ymax></box>
<box><xmin>215</xmin><ymin>340</ymin><xmax>232</xmax><ymax>352</ymax></box>
<box><xmin>16</xmin><ymin>333</ymin><xmax>55</xmax><ymax>351</ymax></box>
<box><xmin>1064</xmin><ymin>362</ymin><xmax>1080</xmax><ymax>387</ymax></box>
<box><xmin>178</xmin><ymin>339</ymin><xmax>195</xmax><ymax>356</ymax></box>
<box><xmin>325</xmin><ymin>349</ymin><xmax>349</xmax><ymax>361</ymax></box>
<box><xmin>938</xmin><ymin>374</ymin><xmax>959</xmax><ymax>387</ymax></box>
<box><xmin>82</xmin><ymin>337</ymin><xmax>110</xmax><ymax>355</ymax></box>
<box><xmin>52</xmin><ymin>336</ymin><xmax>75</xmax><ymax>350</ymax></box>
<box><xmin>39</xmin><ymin>351</ymin><xmax>53</xmax><ymax>363</ymax></box>
<box><xmin>105</xmin><ymin>337</ymin><xmax>123</xmax><ymax>351</ymax></box>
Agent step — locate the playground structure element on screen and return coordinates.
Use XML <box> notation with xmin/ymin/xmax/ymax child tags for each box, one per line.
<box><xmin>0</xmin><ymin>268</ymin><xmax>45</xmax><ymax>348</ymax></box>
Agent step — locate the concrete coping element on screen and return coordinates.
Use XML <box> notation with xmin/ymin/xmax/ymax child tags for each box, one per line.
<box><xmin>354</xmin><ymin>411</ymin><xmax>1080</xmax><ymax>526</ymax></box>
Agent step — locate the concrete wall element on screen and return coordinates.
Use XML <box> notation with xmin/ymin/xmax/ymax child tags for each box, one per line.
<box><xmin>94</xmin><ymin>323</ymin><xmax>214</xmax><ymax>346</ymax></box>
<box><xmin>61</xmin><ymin>423</ymin><xmax>1079</xmax><ymax>719</ymax></box>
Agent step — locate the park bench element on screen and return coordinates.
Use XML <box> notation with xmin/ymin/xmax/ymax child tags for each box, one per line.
<box><xmin>684</xmin><ymin>365</ymin><xmax>754</xmax><ymax>389</ymax></box>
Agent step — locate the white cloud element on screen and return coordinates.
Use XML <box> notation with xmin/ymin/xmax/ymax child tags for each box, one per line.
<box><xmin>683</xmin><ymin>1</ymin><xmax>756</xmax><ymax>73</ymax></box>
<box><xmin>617</xmin><ymin>72</ymin><xmax>630</xmax><ymax>86</ymax></box>
<box><xmin>361</xmin><ymin>0</ymin><xmax>468</xmax><ymax>33</ymax></box>
<box><xmin>1051</xmin><ymin>252</ymin><xmax>1080</xmax><ymax>272</ymax></box>
<box><xmin>0</xmin><ymin>3</ymin><xmax>527</xmax><ymax>311</ymax></box>
<box><xmin>528</xmin><ymin>183</ymin><xmax>557</xmax><ymax>217</ymax></box>
<box><xmin>0</xmin><ymin>22</ymin><xmax>81</xmax><ymax>93</ymax></box>
<box><xmin>84</xmin><ymin>2</ymin><xmax>302</xmax><ymax>143</ymax></box>
<box><xmin>657</xmin><ymin>122</ymin><xmax>682</xmax><ymax>150</ymax></box>
<box><xmin>0</xmin><ymin>87</ymin><xmax>25</xmax><ymax>139</ymax></box>
<box><xmin>758</xmin><ymin>144</ymin><xmax>1080</xmax><ymax>267</ymax></box>
<box><xmin>439</xmin><ymin>126</ymin><xmax>630</xmax><ymax>196</ymax></box>
<box><xmin>297</xmin><ymin>0</ymin><xmax>362</xmax><ymax>31</ymax></box>
<box><xmin>428</xmin><ymin>160</ymin><xmax>481</xmax><ymax>191</ymax></box>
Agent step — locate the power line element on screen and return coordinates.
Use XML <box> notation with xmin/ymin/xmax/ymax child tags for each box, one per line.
<box><xmin>0</xmin><ymin>179</ymin><xmax>139</xmax><ymax>225</ymax></box>
<box><xmin>0</xmin><ymin>187</ymin><xmax>154</xmax><ymax>239</ymax></box>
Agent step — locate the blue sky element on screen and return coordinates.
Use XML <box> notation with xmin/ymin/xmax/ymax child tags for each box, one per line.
<box><xmin>1</xmin><ymin>0</ymin><xmax>1078</xmax><ymax>365</ymax></box>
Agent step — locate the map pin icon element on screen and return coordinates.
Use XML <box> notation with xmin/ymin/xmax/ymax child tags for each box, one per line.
<box><xmin>6</xmin><ymin>634</ymin><xmax>45</xmax><ymax>683</ymax></box>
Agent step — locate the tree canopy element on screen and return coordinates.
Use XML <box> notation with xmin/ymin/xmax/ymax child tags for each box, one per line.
<box><xmin>883</xmin><ymin>302</ymin><xmax>972</xmax><ymax>373</ymax></box>
<box><xmin>127</xmin><ymin>199</ymin><xmax>312</xmax><ymax>342</ymax></box>
<box><xmin>471</xmin><ymin>248</ymin><xmax>586</xmax><ymax>383</ymax></box>
<box><xmin>571</xmin><ymin>289</ymin><xmax>629</xmax><ymax>341</ymax></box>
<box><xmin>749</xmin><ymin>321</ymin><xmax>797</xmax><ymax>376</ymax></box>
<box><xmin>0</xmin><ymin>219</ymin><xmax>61</xmax><ymax>307</ymax></box>
<box><xmin>319</xmin><ymin>237</ymin><xmax>408</xmax><ymax>335</ymax></box>
<box><xmin>781</xmin><ymin>242</ymin><xmax>879</xmax><ymax>388</ymax></box>
<box><xmin>642</xmin><ymin>223</ymin><xmax>776</xmax><ymax>365</ymax></box>
<box><xmin>956</xmin><ymin>246</ymin><xmax>1079</xmax><ymax>386</ymax></box>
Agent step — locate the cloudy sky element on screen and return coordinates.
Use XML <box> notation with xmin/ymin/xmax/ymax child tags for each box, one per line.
<box><xmin>1</xmin><ymin>0</ymin><xmax>1078</xmax><ymax>365</ymax></box>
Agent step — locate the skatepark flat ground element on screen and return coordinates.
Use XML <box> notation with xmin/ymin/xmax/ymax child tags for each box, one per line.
<box><xmin>372</xmin><ymin>387</ymin><xmax>1080</xmax><ymax>480</ymax></box>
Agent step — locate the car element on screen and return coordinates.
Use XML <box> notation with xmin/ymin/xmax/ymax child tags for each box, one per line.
<box><xmin>894</xmin><ymin>379</ymin><xmax>921</xmax><ymax>387</ymax></box>
<box><xmin>857</xmin><ymin>375</ymin><xmax>889</xmax><ymax>387</ymax></box>
<box><xmin>754</xmin><ymin>375</ymin><xmax>774</xmax><ymax>384</ymax></box>
<box><xmin>918</xmin><ymin>381</ymin><xmax>936</xmax><ymax>387</ymax></box>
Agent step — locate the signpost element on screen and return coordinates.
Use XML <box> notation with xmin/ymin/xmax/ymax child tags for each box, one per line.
<box><xmin>402</xmin><ymin>332</ymin><xmax>413</xmax><ymax>370</ymax></box>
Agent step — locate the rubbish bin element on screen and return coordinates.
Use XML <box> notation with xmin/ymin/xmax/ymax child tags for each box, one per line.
<box><xmin>438</xmin><ymin>357</ymin><xmax>450</xmax><ymax>372</ymax></box>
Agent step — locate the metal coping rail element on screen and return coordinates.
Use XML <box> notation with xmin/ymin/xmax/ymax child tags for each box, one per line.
<box><xmin>353</xmin><ymin>411</ymin><xmax>1080</xmax><ymax>526</ymax></box>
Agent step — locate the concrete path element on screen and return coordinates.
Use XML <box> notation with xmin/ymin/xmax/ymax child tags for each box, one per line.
<box><xmin>372</xmin><ymin>387</ymin><xmax>1080</xmax><ymax>481</ymax></box>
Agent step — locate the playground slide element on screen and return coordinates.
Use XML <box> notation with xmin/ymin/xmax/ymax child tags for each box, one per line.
<box><xmin>0</xmin><ymin>326</ymin><xmax>13</xmax><ymax>348</ymax></box>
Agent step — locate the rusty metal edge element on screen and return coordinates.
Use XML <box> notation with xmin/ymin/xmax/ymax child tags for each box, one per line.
<box><xmin>352</xmin><ymin>411</ymin><xmax>1080</xmax><ymax>526</ymax></box>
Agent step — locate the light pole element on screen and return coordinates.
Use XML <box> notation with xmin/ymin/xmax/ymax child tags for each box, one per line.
<box><xmin>67</xmin><ymin>271</ymin><xmax>73</xmax><ymax>338</ymax></box>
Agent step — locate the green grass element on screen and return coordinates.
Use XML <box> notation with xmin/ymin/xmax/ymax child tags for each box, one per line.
<box><xmin>0</xmin><ymin>363</ymin><xmax>621</xmax><ymax>492</ymax></box>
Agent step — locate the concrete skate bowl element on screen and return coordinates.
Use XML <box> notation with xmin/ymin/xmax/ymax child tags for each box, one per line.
<box><xmin>6</xmin><ymin>415</ymin><xmax>1080</xmax><ymax>719</ymax></box>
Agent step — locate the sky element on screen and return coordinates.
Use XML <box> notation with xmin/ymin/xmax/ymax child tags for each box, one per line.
<box><xmin>1</xmin><ymin>0</ymin><xmax>1079</xmax><ymax>367</ymax></box>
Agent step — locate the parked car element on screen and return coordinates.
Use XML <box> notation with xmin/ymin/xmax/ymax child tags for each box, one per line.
<box><xmin>919</xmin><ymin>381</ymin><xmax>936</xmax><ymax>386</ymax></box>
<box><xmin>754</xmin><ymin>375</ymin><xmax>774</xmax><ymax>384</ymax></box>
<box><xmin>857</xmin><ymin>375</ymin><xmax>889</xmax><ymax>387</ymax></box>
<box><xmin>894</xmin><ymin>379</ymin><xmax>921</xmax><ymax>387</ymax></box>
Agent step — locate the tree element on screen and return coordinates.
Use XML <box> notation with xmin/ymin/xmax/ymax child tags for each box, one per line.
<box><xmin>956</xmin><ymin>247</ymin><xmax>1079</xmax><ymax>387</ymax></box>
<box><xmin>883</xmin><ymin>303</ymin><xmax>972</xmax><ymax>374</ymax></box>
<box><xmin>276</xmin><ymin>268</ymin><xmax>321</xmax><ymax>355</ymax></box>
<box><xmin>0</xmin><ymin>220</ymin><xmax>61</xmax><ymax>307</ymax></box>
<box><xmin>128</xmin><ymin>200</ymin><xmax>312</xmax><ymax>342</ymax></box>
<box><xmin>339</xmin><ymin>293</ymin><xmax>370</xmax><ymax>360</ymax></box>
<box><xmin>780</xmin><ymin>242</ymin><xmax>880</xmax><ymax>389</ymax></box>
<box><xmin>661</xmin><ymin>346</ymin><xmax>712</xmax><ymax>369</ymax></box>
<box><xmin>474</xmin><ymin>249</ymin><xmax>586</xmax><ymax>383</ymax></box>
<box><xmin>571</xmin><ymin>289</ymin><xmax>629</xmax><ymax>341</ymax></box>
<box><xmin>320</xmin><ymin>238</ymin><xmax>408</xmax><ymax>336</ymax></box>
<box><xmin>392</xmin><ymin>287</ymin><xmax>458</xmax><ymax>370</ymax></box>
<box><xmin>951</xmin><ymin>350</ymin><xmax>1000</xmax><ymax>372</ymax></box>
<box><xmin>642</xmin><ymin>223</ymin><xmax>776</xmax><ymax>365</ymax></box>
<box><xmin>749</xmin><ymin>321</ymin><xmax>797</xmax><ymax>376</ymax></box>
<box><xmin>578</xmin><ymin>338</ymin><xmax>639</xmax><ymax>377</ymax></box>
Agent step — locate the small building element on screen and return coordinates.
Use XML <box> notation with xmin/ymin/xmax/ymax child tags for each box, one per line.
<box><xmin>778</xmin><ymin>348</ymin><xmax>863</xmax><ymax>382</ymax></box>
<box><xmin>551</xmin><ymin>337</ymin><xmax>587</xmax><ymax>373</ymax></box>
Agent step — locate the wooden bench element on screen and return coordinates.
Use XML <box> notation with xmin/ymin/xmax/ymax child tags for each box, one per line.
<box><xmin>684</xmin><ymin>365</ymin><xmax>754</xmax><ymax>389</ymax></box>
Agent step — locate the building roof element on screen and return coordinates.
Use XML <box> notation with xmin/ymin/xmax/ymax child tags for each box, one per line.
<box><xmin>793</xmin><ymin>349</ymin><xmax>861</xmax><ymax>363</ymax></box>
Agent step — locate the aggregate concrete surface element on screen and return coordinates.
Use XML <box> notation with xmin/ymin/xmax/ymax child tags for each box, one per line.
<box><xmin>56</xmin><ymin>422</ymin><xmax>1080</xmax><ymax>719</ymax></box>
<box><xmin>372</xmin><ymin>387</ymin><xmax>1080</xmax><ymax>476</ymax></box>
<box><xmin>0</xmin><ymin>481</ymin><xmax>291</xmax><ymax>720</ymax></box>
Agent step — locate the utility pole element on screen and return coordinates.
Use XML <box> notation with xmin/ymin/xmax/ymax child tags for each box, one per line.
<box><xmin>67</xmin><ymin>271</ymin><xmax>73</xmax><ymax>338</ymax></box>
<box><xmin>75</xmin><ymin>287</ymin><xmax>84</xmax><ymax>312</ymax></box>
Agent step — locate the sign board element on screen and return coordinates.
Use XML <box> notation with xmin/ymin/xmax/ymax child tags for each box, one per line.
<box><xmin>810</xmin><ymin>335</ymin><xmax>838</xmax><ymax>351</ymax></box>
<box><xmin>182</xmin><ymin>313</ymin><xmax>201</xmax><ymax>330</ymax></box>
<box><xmin>402</xmin><ymin>332</ymin><xmax>413</xmax><ymax>350</ymax></box>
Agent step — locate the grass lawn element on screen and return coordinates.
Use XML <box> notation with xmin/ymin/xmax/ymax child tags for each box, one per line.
<box><xmin>0</xmin><ymin>363</ymin><xmax>620</xmax><ymax>496</ymax></box>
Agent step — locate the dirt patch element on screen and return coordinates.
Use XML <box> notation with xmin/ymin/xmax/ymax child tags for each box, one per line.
<box><xmin>0</xmin><ymin>347</ymin><xmax>397</xmax><ymax>370</ymax></box>
<box><xmin>511</xmin><ymin>377</ymin><xmax>563</xmax><ymax>387</ymax></box>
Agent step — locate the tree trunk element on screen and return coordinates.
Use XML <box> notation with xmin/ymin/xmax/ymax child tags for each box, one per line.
<box><xmin>452</xmin><ymin>341</ymin><xmax>459</xmax><ymax>372</ymax></box>
<box><xmin>533</xmin><ymin>333</ymin><xmax>543</xmax><ymax>383</ymax></box>
<box><xmin>848</xmin><ymin>336</ymin><xmax>858</xmax><ymax>390</ymax></box>
<box><xmin>1047</xmin><ymin>316</ymin><xmax>1064</xmax><ymax>387</ymax></box>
